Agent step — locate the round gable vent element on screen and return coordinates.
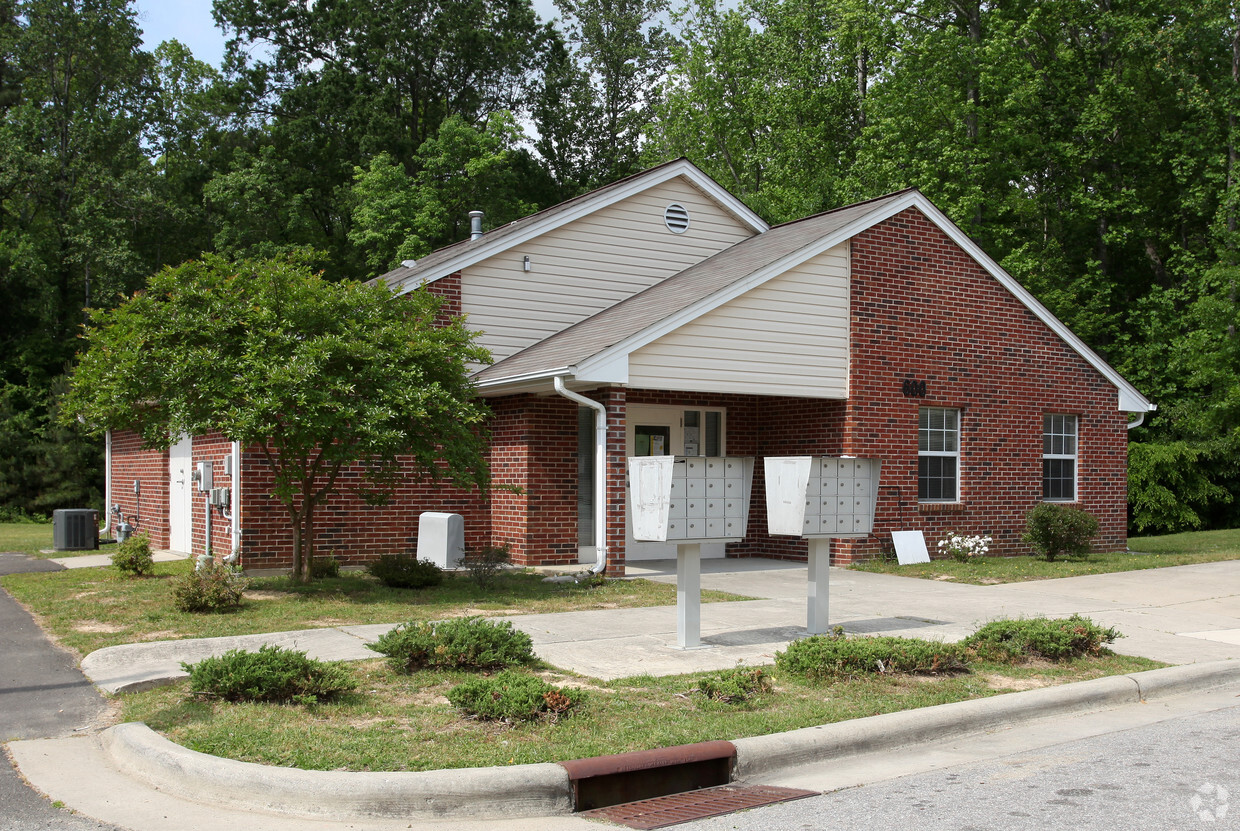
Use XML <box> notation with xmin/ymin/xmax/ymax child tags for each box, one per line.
<box><xmin>664</xmin><ymin>203</ymin><xmax>691</xmax><ymax>234</ymax></box>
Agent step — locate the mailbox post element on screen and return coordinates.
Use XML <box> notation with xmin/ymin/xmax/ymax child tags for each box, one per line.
<box><xmin>628</xmin><ymin>456</ymin><xmax>754</xmax><ymax>649</ymax></box>
<box><xmin>765</xmin><ymin>457</ymin><xmax>881</xmax><ymax>634</ymax></box>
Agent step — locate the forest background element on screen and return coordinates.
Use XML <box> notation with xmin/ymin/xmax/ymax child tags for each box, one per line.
<box><xmin>2</xmin><ymin>0</ymin><xmax>1237</xmax><ymax>535</ymax></box>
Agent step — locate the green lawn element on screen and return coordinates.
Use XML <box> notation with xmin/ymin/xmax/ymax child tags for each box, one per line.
<box><xmin>851</xmin><ymin>528</ymin><xmax>1240</xmax><ymax>584</ymax></box>
<box><xmin>0</xmin><ymin>559</ymin><xmax>748</xmax><ymax>657</ymax></box>
<box><xmin>122</xmin><ymin>652</ymin><xmax>1160</xmax><ymax>772</ymax></box>
<box><xmin>0</xmin><ymin>521</ymin><xmax>54</xmax><ymax>557</ymax></box>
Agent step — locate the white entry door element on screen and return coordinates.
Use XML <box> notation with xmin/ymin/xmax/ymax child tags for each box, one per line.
<box><xmin>168</xmin><ymin>435</ymin><xmax>194</xmax><ymax>553</ymax></box>
<box><xmin>625</xmin><ymin>405</ymin><xmax>728</xmax><ymax>561</ymax></box>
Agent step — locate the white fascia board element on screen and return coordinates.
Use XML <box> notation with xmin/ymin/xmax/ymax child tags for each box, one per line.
<box><xmin>387</xmin><ymin>161</ymin><xmax>769</xmax><ymax>296</ymax></box>
<box><xmin>473</xmin><ymin>367</ymin><xmax>574</xmax><ymax>394</ymax></box>
<box><xmin>909</xmin><ymin>195</ymin><xmax>1156</xmax><ymax>414</ymax></box>
<box><xmin>575</xmin><ymin>192</ymin><xmax>923</xmax><ymax>380</ymax></box>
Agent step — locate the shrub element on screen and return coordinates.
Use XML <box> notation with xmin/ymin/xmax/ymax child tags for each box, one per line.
<box><xmin>111</xmin><ymin>532</ymin><xmax>154</xmax><ymax>576</ymax></box>
<box><xmin>446</xmin><ymin>670</ymin><xmax>581</xmax><ymax>722</ymax></box>
<box><xmin>937</xmin><ymin>532</ymin><xmax>991</xmax><ymax>563</ymax></box>
<box><xmin>1023</xmin><ymin>503</ymin><xmax>1099</xmax><ymax>561</ymax></box>
<box><xmin>310</xmin><ymin>555</ymin><xmax>341</xmax><ymax>579</ymax></box>
<box><xmin>693</xmin><ymin>666</ymin><xmax>772</xmax><ymax>705</ymax></box>
<box><xmin>173</xmin><ymin>562</ymin><xmax>248</xmax><ymax>613</ymax></box>
<box><xmin>182</xmin><ymin>645</ymin><xmax>357</xmax><ymax>705</ymax></box>
<box><xmin>367</xmin><ymin>616</ymin><xmax>534</xmax><ymax>672</ymax></box>
<box><xmin>460</xmin><ymin>543</ymin><xmax>511</xmax><ymax>589</ymax></box>
<box><xmin>776</xmin><ymin>632</ymin><xmax>969</xmax><ymax>680</ymax></box>
<box><xmin>963</xmin><ymin>616</ymin><xmax>1121</xmax><ymax>662</ymax></box>
<box><xmin>366</xmin><ymin>554</ymin><xmax>443</xmax><ymax>589</ymax></box>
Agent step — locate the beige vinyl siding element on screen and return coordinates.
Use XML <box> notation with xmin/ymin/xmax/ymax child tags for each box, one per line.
<box><xmin>627</xmin><ymin>243</ymin><xmax>851</xmax><ymax>398</ymax></box>
<box><xmin>461</xmin><ymin>178</ymin><xmax>755</xmax><ymax>363</ymax></box>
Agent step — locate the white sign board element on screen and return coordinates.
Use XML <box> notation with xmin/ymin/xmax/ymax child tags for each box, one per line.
<box><xmin>891</xmin><ymin>530</ymin><xmax>931</xmax><ymax>564</ymax></box>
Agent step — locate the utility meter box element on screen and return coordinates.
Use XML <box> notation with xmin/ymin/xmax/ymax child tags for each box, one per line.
<box><xmin>629</xmin><ymin>456</ymin><xmax>754</xmax><ymax>543</ymax></box>
<box><xmin>417</xmin><ymin>512</ymin><xmax>465</xmax><ymax>569</ymax></box>
<box><xmin>195</xmin><ymin>461</ymin><xmax>213</xmax><ymax>492</ymax></box>
<box><xmin>765</xmin><ymin>457</ymin><xmax>881</xmax><ymax>538</ymax></box>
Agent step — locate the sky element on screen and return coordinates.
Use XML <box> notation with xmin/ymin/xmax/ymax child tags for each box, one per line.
<box><xmin>132</xmin><ymin>0</ymin><xmax>564</xmax><ymax>67</ymax></box>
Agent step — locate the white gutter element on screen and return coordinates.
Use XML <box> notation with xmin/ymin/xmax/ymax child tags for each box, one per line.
<box><xmin>552</xmin><ymin>376</ymin><xmax>608</xmax><ymax>575</ymax></box>
<box><xmin>103</xmin><ymin>430</ymin><xmax>112</xmax><ymax>535</ymax></box>
<box><xmin>1126</xmin><ymin>412</ymin><xmax>1146</xmax><ymax>431</ymax></box>
<box><xmin>231</xmin><ymin>441</ymin><xmax>241</xmax><ymax>556</ymax></box>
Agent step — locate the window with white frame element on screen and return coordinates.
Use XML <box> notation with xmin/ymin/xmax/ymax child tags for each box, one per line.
<box><xmin>1042</xmin><ymin>414</ymin><xmax>1078</xmax><ymax>501</ymax></box>
<box><xmin>918</xmin><ymin>407</ymin><xmax>959</xmax><ymax>501</ymax></box>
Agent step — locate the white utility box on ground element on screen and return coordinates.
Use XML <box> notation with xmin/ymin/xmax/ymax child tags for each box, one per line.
<box><xmin>416</xmin><ymin>512</ymin><xmax>465</xmax><ymax>569</ymax></box>
<box><xmin>628</xmin><ymin>456</ymin><xmax>755</xmax><ymax>649</ymax></box>
<box><xmin>764</xmin><ymin>456</ymin><xmax>882</xmax><ymax>635</ymax></box>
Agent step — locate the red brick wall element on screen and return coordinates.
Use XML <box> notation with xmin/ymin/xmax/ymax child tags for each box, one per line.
<box><xmin>238</xmin><ymin>441</ymin><xmax>491</xmax><ymax>572</ymax></box>
<box><xmin>424</xmin><ymin>271</ymin><xmax>462</xmax><ymax>325</ymax></box>
<box><xmin>108</xmin><ymin>431</ymin><xmax>170</xmax><ymax>548</ymax></box>
<box><xmin>837</xmin><ymin>208</ymin><xmax>1129</xmax><ymax>560</ymax></box>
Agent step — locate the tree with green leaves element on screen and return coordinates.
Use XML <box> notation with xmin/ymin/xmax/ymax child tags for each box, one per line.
<box><xmin>62</xmin><ymin>255</ymin><xmax>491</xmax><ymax>582</ymax></box>
<box><xmin>349</xmin><ymin>112</ymin><xmax>536</xmax><ymax>275</ymax></box>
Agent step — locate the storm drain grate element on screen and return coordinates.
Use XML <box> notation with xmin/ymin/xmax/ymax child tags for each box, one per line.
<box><xmin>580</xmin><ymin>784</ymin><xmax>818</xmax><ymax>829</ymax></box>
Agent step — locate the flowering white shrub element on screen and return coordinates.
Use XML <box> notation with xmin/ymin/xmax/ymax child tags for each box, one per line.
<box><xmin>938</xmin><ymin>532</ymin><xmax>992</xmax><ymax>562</ymax></box>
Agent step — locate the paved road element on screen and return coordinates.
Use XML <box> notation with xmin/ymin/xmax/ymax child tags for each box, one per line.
<box><xmin>679</xmin><ymin>701</ymin><xmax>1240</xmax><ymax>831</ymax></box>
<box><xmin>0</xmin><ymin>552</ymin><xmax>120</xmax><ymax>831</ymax></box>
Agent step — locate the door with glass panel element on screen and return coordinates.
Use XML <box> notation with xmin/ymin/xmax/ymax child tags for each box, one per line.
<box><xmin>622</xmin><ymin>405</ymin><xmax>727</xmax><ymax>562</ymax></box>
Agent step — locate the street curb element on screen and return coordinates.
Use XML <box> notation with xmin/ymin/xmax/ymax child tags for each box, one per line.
<box><xmin>97</xmin><ymin>661</ymin><xmax>1240</xmax><ymax>821</ymax></box>
<box><xmin>100</xmin><ymin>722</ymin><xmax>574</xmax><ymax>820</ymax></box>
<box><xmin>732</xmin><ymin>661</ymin><xmax>1240</xmax><ymax>781</ymax></box>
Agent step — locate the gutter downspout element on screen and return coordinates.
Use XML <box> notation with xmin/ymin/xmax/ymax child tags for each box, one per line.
<box><xmin>553</xmin><ymin>375</ymin><xmax>608</xmax><ymax>575</ymax></box>
<box><xmin>230</xmin><ymin>441</ymin><xmax>241</xmax><ymax>559</ymax></box>
<box><xmin>1126</xmin><ymin>412</ymin><xmax>1146</xmax><ymax>431</ymax></box>
<box><xmin>104</xmin><ymin>430</ymin><xmax>112</xmax><ymax>536</ymax></box>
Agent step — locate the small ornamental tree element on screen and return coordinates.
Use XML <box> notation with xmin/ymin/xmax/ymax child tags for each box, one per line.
<box><xmin>62</xmin><ymin>254</ymin><xmax>491</xmax><ymax>582</ymax></box>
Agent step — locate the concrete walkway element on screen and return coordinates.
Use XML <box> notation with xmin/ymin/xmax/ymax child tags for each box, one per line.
<box><xmin>81</xmin><ymin>557</ymin><xmax>1240</xmax><ymax>694</ymax></box>
<box><xmin>8</xmin><ymin>557</ymin><xmax>1240</xmax><ymax>830</ymax></box>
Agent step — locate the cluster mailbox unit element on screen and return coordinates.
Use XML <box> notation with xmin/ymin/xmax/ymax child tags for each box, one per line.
<box><xmin>629</xmin><ymin>456</ymin><xmax>754</xmax><ymax>648</ymax></box>
<box><xmin>628</xmin><ymin>454</ymin><xmax>881</xmax><ymax>648</ymax></box>
<box><xmin>766</xmin><ymin>456</ymin><xmax>882</xmax><ymax>633</ymax></box>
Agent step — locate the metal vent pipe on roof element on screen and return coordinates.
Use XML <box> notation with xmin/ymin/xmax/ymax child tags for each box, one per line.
<box><xmin>469</xmin><ymin>210</ymin><xmax>484</xmax><ymax>240</ymax></box>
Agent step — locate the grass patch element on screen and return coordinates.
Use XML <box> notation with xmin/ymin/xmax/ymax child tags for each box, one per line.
<box><xmin>0</xmin><ymin>559</ymin><xmax>748</xmax><ymax>657</ymax></box>
<box><xmin>117</xmin><ymin>652</ymin><xmax>1162</xmax><ymax>772</ymax></box>
<box><xmin>0</xmin><ymin>521</ymin><xmax>55</xmax><ymax>557</ymax></box>
<box><xmin>852</xmin><ymin>528</ymin><xmax>1240</xmax><ymax>584</ymax></box>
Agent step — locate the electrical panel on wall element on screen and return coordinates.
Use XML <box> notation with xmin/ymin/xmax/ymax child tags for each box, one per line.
<box><xmin>628</xmin><ymin>456</ymin><xmax>754</xmax><ymax>543</ymax></box>
<box><xmin>765</xmin><ymin>457</ymin><xmax>882</xmax><ymax>539</ymax></box>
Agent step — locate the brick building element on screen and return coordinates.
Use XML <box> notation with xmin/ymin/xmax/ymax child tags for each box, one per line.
<box><xmin>105</xmin><ymin>160</ymin><xmax>1154</xmax><ymax>572</ymax></box>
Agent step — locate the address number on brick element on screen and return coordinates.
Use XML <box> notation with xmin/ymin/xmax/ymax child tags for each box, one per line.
<box><xmin>902</xmin><ymin>379</ymin><xmax>927</xmax><ymax>398</ymax></box>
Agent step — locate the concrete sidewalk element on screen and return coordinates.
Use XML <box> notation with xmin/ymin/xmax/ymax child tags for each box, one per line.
<box><xmin>81</xmin><ymin>557</ymin><xmax>1240</xmax><ymax>694</ymax></box>
<box><xmin>11</xmin><ymin>558</ymin><xmax>1240</xmax><ymax>830</ymax></box>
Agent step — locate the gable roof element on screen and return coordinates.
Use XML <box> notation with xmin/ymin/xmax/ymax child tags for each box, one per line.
<box><xmin>474</xmin><ymin>188</ymin><xmax>1155</xmax><ymax>414</ymax></box>
<box><xmin>374</xmin><ymin>158</ymin><xmax>769</xmax><ymax>295</ymax></box>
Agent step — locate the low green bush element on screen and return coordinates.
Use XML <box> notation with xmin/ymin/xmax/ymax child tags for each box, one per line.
<box><xmin>111</xmin><ymin>532</ymin><xmax>154</xmax><ymax>576</ymax></box>
<box><xmin>446</xmin><ymin>670</ymin><xmax>581</xmax><ymax>722</ymax></box>
<box><xmin>694</xmin><ymin>666</ymin><xmax>772</xmax><ymax>705</ymax></box>
<box><xmin>182</xmin><ymin>644</ymin><xmax>357</xmax><ymax>705</ymax></box>
<box><xmin>1023</xmin><ymin>503</ymin><xmax>1099</xmax><ymax>561</ymax></box>
<box><xmin>173</xmin><ymin>562</ymin><xmax>248</xmax><ymax>613</ymax></box>
<box><xmin>366</xmin><ymin>554</ymin><xmax>443</xmax><ymax>589</ymax></box>
<box><xmin>963</xmin><ymin>615</ymin><xmax>1121</xmax><ymax>662</ymax></box>
<box><xmin>310</xmin><ymin>555</ymin><xmax>341</xmax><ymax>579</ymax></box>
<box><xmin>776</xmin><ymin>632</ymin><xmax>969</xmax><ymax>680</ymax></box>
<box><xmin>460</xmin><ymin>543</ymin><xmax>511</xmax><ymax>589</ymax></box>
<box><xmin>367</xmin><ymin>616</ymin><xmax>534</xmax><ymax>672</ymax></box>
